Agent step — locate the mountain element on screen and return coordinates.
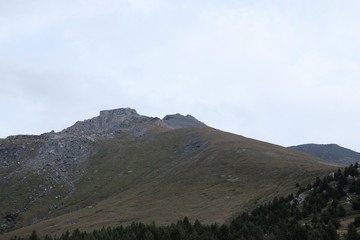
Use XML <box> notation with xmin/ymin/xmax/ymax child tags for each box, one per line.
<box><xmin>289</xmin><ymin>143</ymin><xmax>360</xmax><ymax>165</ymax></box>
<box><xmin>0</xmin><ymin>108</ymin><xmax>341</xmax><ymax>238</ymax></box>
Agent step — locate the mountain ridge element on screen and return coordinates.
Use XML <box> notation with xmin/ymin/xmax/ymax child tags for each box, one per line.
<box><xmin>289</xmin><ymin>143</ymin><xmax>360</xmax><ymax>165</ymax></box>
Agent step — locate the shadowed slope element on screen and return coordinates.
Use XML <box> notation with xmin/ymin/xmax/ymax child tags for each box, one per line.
<box><xmin>289</xmin><ymin>143</ymin><xmax>360</xmax><ymax>165</ymax></box>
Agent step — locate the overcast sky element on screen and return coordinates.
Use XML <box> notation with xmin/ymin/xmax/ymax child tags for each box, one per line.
<box><xmin>1</xmin><ymin>0</ymin><xmax>360</xmax><ymax>151</ymax></box>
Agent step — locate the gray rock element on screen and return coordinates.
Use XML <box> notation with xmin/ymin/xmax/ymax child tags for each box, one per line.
<box><xmin>163</xmin><ymin>113</ymin><xmax>207</xmax><ymax>129</ymax></box>
<box><xmin>59</xmin><ymin>108</ymin><xmax>164</xmax><ymax>138</ymax></box>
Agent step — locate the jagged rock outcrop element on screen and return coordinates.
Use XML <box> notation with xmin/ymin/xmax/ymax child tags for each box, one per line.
<box><xmin>163</xmin><ymin>113</ymin><xmax>207</xmax><ymax>129</ymax></box>
<box><xmin>60</xmin><ymin>108</ymin><xmax>164</xmax><ymax>138</ymax></box>
<box><xmin>0</xmin><ymin>137</ymin><xmax>39</xmax><ymax>170</ymax></box>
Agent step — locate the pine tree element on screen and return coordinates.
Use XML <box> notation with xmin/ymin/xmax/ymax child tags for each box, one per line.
<box><xmin>346</xmin><ymin>224</ymin><xmax>360</xmax><ymax>240</ymax></box>
<box><xmin>29</xmin><ymin>230</ymin><xmax>39</xmax><ymax>240</ymax></box>
<box><xmin>338</xmin><ymin>204</ymin><xmax>346</xmax><ymax>217</ymax></box>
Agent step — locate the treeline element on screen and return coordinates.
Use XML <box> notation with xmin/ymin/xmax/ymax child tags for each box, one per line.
<box><xmin>9</xmin><ymin>164</ymin><xmax>360</xmax><ymax>240</ymax></box>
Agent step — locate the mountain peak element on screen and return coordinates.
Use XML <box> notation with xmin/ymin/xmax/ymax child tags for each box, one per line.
<box><xmin>60</xmin><ymin>108</ymin><xmax>157</xmax><ymax>137</ymax></box>
<box><xmin>59</xmin><ymin>108</ymin><xmax>207</xmax><ymax>137</ymax></box>
<box><xmin>162</xmin><ymin>113</ymin><xmax>207</xmax><ymax>129</ymax></box>
<box><xmin>99</xmin><ymin>108</ymin><xmax>139</xmax><ymax>118</ymax></box>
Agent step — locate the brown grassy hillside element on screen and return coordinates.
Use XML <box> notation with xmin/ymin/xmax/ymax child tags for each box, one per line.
<box><xmin>1</xmin><ymin>127</ymin><xmax>342</xmax><ymax>239</ymax></box>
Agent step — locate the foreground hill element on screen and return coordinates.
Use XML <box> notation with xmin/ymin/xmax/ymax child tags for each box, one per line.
<box><xmin>289</xmin><ymin>144</ymin><xmax>360</xmax><ymax>165</ymax></box>
<box><xmin>12</xmin><ymin>163</ymin><xmax>360</xmax><ymax>240</ymax></box>
<box><xmin>0</xmin><ymin>108</ymin><xmax>341</xmax><ymax>238</ymax></box>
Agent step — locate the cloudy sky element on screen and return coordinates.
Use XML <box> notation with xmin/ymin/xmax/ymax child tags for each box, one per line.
<box><xmin>1</xmin><ymin>0</ymin><xmax>360</xmax><ymax>151</ymax></box>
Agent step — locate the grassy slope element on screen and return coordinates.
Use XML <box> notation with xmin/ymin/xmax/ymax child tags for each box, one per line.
<box><xmin>2</xmin><ymin>127</ymin><xmax>342</xmax><ymax>239</ymax></box>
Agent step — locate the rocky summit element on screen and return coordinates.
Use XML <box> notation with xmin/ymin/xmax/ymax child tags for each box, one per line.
<box><xmin>163</xmin><ymin>113</ymin><xmax>207</xmax><ymax>129</ymax></box>
<box><xmin>61</xmin><ymin>108</ymin><xmax>162</xmax><ymax>138</ymax></box>
<box><xmin>59</xmin><ymin>108</ymin><xmax>207</xmax><ymax>138</ymax></box>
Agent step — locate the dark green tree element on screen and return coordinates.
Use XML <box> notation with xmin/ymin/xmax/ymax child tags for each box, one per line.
<box><xmin>29</xmin><ymin>230</ymin><xmax>39</xmax><ymax>240</ymax></box>
<box><xmin>346</xmin><ymin>224</ymin><xmax>360</xmax><ymax>240</ymax></box>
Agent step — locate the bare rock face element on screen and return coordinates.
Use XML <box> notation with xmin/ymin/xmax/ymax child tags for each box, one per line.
<box><xmin>60</xmin><ymin>108</ymin><xmax>163</xmax><ymax>137</ymax></box>
<box><xmin>58</xmin><ymin>108</ymin><xmax>206</xmax><ymax>137</ymax></box>
<box><xmin>163</xmin><ymin>113</ymin><xmax>207</xmax><ymax>129</ymax></box>
<box><xmin>0</xmin><ymin>138</ymin><xmax>39</xmax><ymax>170</ymax></box>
